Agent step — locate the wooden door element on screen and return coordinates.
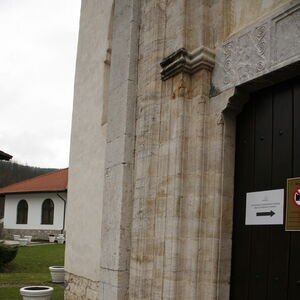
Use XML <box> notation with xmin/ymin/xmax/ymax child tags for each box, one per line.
<box><xmin>230</xmin><ymin>78</ymin><xmax>300</xmax><ymax>300</ymax></box>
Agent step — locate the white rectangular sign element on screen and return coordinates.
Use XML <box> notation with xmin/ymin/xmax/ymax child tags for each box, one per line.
<box><xmin>245</xmin><ymin>189</ymin><xmax>284</xmax><ymax>225</ymax></box>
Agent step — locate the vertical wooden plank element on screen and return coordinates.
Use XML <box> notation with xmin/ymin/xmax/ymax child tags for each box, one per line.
<box><xmin>288</xmin><ymin>234</ymin><xmax>300</xmax><ymax>300</ymax></box>
<box><xmin>248</xmin><ymin>90</ymin><xmax>272</xmax><ymax>300</ymax></box>
<box><xmin>288</xmin><ymin>78</ymin><xmax>300</xmax><ymax>300</ymax></box>
<box><xmin>272</xmin><ymin>83</ymin><xmax>293</xmax><ymax>188</ymax></box>
<box><xmin>293</xmin><ymin>78</ymin><xmax>300</xmax><ymax>174</ymax></box>
<box><xmin>267</xmin><ymin>83</ymin><xmax>293</xmax><ymax>300</ymax></box>
<box><xmin>230</xmin><ymin>100</ymin><xmax>255</xmax><ymax>300</ymax></box>
<box><xmin>253</xmin><ymin>90</ymin><xmax>273</xmax><ymax>191</ymax></box>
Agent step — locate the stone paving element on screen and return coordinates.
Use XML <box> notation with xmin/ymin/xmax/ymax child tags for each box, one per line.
<box><xmin>0</xmin><ymin>239</ymin><xmax>57</xmax><ymax>246</ymax></box>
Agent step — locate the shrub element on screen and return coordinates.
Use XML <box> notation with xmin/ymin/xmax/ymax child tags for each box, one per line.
<box><xmin>0</xmin><ymin>242</ymin><xmax>18</xmax><ymax>266</ymax></box>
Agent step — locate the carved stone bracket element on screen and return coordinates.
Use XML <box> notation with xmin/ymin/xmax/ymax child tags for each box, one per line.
<box><xmin>160</xmin><ymin>46</ymin><xmax>215</xmax><ymax>81</ymax></box>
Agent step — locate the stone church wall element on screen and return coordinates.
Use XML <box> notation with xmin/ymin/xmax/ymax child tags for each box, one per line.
<box><xmin>64</xmin><ymin>0</ymin><xmax>114</xmax><ymax>298</ymax></box>
<box><xmin>65</xmin><ymin>0</ymin><xmax>299</xmax><ymax>299</ymax></box>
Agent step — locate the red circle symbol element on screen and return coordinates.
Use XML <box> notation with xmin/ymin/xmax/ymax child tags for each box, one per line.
<box><xmin>293</xmin><ymin>188</ymin><xmax>300</xmax><ymax>207</ymax></box>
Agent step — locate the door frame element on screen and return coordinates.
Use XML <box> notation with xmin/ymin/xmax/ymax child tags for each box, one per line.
<box><xmin>212</xmin><ymin>64</ymin><xmax>300</xmax><ymax>300</ymax></box>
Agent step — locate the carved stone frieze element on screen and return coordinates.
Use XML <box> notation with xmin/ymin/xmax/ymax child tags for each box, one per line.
<box><xmin>254</xmin><ymin>24</ymin><xmax>267</xmax><ymax>72</ymax></box>
<box><xmin>223</xmin><ymin>41</ymin><xmax>235</xmax><ymax>85</ymax></box>
<box><xmin>160</xmin><ymin>46</ymin><xmax>215</xmax><ymax>81</ymax></box>
<box><xmin>212</xmin><ymin>1</ymin><xmax>300</xmax><ymax>95</ymax></box>
<box><xmin>272</xmin><ymin>5</ymin><xmax>300</xmax><ymax>64</ymax></box>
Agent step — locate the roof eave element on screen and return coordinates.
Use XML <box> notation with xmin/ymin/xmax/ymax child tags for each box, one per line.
<box><xmin>0</xmin><ymin>151</ymin><xmax>13</xmax><ymax>161</ymax></box>
<box><xmin>0</xmin><ymin>189</ymin><xmax>67</xmax><ymax>196</ymax></box>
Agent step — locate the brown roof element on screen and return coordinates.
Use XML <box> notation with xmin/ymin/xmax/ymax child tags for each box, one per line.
<box><xmin>0</xmin><ymin>168</ymin><xmax>68</xmax><ymax>195</ymax></box>
<box><xmin>0</xmin><ymin>151</ymin><xmax>12</xmax><ymax>161</ymax></box>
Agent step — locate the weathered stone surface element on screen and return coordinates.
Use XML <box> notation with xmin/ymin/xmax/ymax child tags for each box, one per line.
<box><xmin>128</xmin><ymin>1</ymin><xmax>219</xmax><ymax>298</ymax></box>
<box><xmin>212</xmin><ymin>1</ymin><xmax>300</xmax><ymax>95</ymax></box>
<box><xmin>65</xmin><ymin>272</ymin><xmax>100</xmax><ymax>300</ymax></box>
<box><xmin>99</xmin><ymin>0</ymin><xmax>139</xmax><ymax>299</ymax></box>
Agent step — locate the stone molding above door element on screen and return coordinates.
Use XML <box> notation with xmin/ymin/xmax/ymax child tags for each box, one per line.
<box><xmin>212</xmin><ymin>1</ymin><xmax>300</xmax><ymax>96</ymax></box>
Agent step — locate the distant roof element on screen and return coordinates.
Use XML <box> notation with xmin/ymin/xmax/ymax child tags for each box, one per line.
<box><xmin>0</xmin><ymin>151</ymin><xmax>12</xmax><ymax>161</ymax></box>
<box><xmin>0</xmin><ymin>168</ymin><xmax>68</xmax><ymax>195</ymax></box>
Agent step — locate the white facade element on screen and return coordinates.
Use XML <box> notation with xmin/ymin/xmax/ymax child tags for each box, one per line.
<box><xmin>4</xmin><ymin>192</ymin><xmax>66</xmax><ymax>230</ymax></box>
<box><xmin>64</xmin><ymin>0</ymin><xmax>113</xmax><ymax>283</ymax></box>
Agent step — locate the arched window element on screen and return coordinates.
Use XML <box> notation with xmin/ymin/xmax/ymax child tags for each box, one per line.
<box><xmin>16</xmin><ymin>200</ymin><xmax>28</xmax><ymax>224</ymax></box>
<box><xmin>41</xmin><ymin>199</ymin><xmax>54</xmax><ymax>225</ymax></box>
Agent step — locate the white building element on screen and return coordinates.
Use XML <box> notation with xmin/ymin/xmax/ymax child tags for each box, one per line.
<box><xmin>0</xmin><ymin>169</ymin><xmax>67</xmax><ymax>240</ymax></box>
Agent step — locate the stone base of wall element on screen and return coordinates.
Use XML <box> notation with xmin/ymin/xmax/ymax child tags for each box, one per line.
<box><xmin>65</xmin><ymin>272</ymin><xmax>100</xmax><ymax>300</ymax></box>
<box><xmin>1</xmin><ymin>228</ymin><xmax>63</xmax><ymax>241</ymax></box>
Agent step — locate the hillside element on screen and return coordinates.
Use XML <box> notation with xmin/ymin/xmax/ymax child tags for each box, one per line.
<box><xmin>0</xmin><ymin>161</ymin><xmax>58</xmax><ymax>188</ymax></box>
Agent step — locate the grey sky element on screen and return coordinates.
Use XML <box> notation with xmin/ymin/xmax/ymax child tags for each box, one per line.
<box><xmin>0</xmin><ymin>0</ymin><xmax>81</xmax><ymax>168</ymax></box>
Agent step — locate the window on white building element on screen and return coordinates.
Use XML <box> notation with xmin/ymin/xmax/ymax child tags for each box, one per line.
<box><xmin>41</xmin><ymin>199</ymin><xmax>54</xmax><ymax>225</ymax></box>
<box><xmin>16</xmin><ymin>200</ymin><xmax>28</xmax><ymax>224</ymax></box>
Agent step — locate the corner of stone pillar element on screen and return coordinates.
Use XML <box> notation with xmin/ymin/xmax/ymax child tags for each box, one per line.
<box><xmin>99</xmin><ymin>0</ymin><xmax>139</xmax><ymax>299</ymax></box>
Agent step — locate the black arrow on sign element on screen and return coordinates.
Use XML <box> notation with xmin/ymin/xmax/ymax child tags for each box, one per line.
<box><xmin>256</xmin><ymin>210</ymin><xmax>275</xmax><ymax>217</ymax></box>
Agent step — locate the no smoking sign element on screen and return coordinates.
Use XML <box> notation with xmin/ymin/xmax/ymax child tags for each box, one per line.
<box><xmin>286</xmin><ymin>178</ymin><xmax>300</xmax><ymax>231</ymax></box>
<box><xmin>293</xmin><ymin>188</ymin><xmax>300</xmax><ymax>207</ymax></box>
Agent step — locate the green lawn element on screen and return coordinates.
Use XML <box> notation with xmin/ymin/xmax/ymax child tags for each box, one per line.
<box><xmin>0</xmin><ymin>244</ymin><xmax>65</xmax><ymax>299</ymax></box>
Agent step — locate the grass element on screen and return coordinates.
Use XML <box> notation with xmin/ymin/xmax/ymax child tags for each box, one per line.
<box><xmin>0</xmin><ymin>244</ymin><xmax>65</xmax><ymax>299</ymax></box>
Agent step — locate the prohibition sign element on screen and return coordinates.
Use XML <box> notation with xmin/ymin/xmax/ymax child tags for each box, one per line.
<box><xmin>293</xmin><ymin>187</ymin><xmax>300</xmax><ymax>207</ymax></box>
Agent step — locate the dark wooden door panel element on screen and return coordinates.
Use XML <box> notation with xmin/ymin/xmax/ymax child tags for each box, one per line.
<box><xmin>231</xmin><ymin>77</ymin><xmax>300</xmax><ymax>300</ymax></box>
<box><xmin>254</xmin><ymin>91</ymin><xmax>272</xmax><ymax>191</ymax></box>
<box><xmin>267</xmin><ymin>84</ymin><xmax>293</xmax><ymax>300</ymax></box>
<box><xmin>288</xmin><ymin>82</ymin><xmax>300</xmax><ymax>300</ymax></box>
<box><xmin>293</xmin><ymin>82</ymin><xmax>300</xmax><ymax>174</ymax></box>
<box><xmin>288</xmin><ymin>234</ymin><xmax>300</xmax><ymax>299</ymax></box>
<box><xmin>248</xmin><ymin>90</ymin><xmax>273</xmax><ymax>300</ymax></box>
<box><xmin>272</xmin><ymin>84</ymin><xmax>293</xmax><ymax>188</ymax></box>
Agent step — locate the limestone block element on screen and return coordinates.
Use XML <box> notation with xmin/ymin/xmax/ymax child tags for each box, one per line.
<box><xmin>65</xmin><ymin>272</ymin><xmax>100</xmax><ymax>300</ymax></box>
<box><xmin>103</xmin><ymin>284</ymin><xmax>127</xmax><ymax>300</ymax></box>
<box><xmin>86</xmin><ymin>287</ymin><xmax>99</xmax><ymax>300</ymax></box>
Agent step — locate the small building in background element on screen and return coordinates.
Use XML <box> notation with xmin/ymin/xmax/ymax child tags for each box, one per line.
<box><xmin>0</xmin><ymin>168</ymin><xmax>68</xmax><ymax>240</ymax></box>
<box><xmin>0</xmin><ymin>150</ymin><xmax>12</xmax><ymax>161</ymax></box>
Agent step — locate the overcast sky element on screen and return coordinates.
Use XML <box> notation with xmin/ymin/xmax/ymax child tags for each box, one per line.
<box><xmin>0</xmin><ymin>0</ymin><xmax>81</xmax><ymax>169</ymax></box>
